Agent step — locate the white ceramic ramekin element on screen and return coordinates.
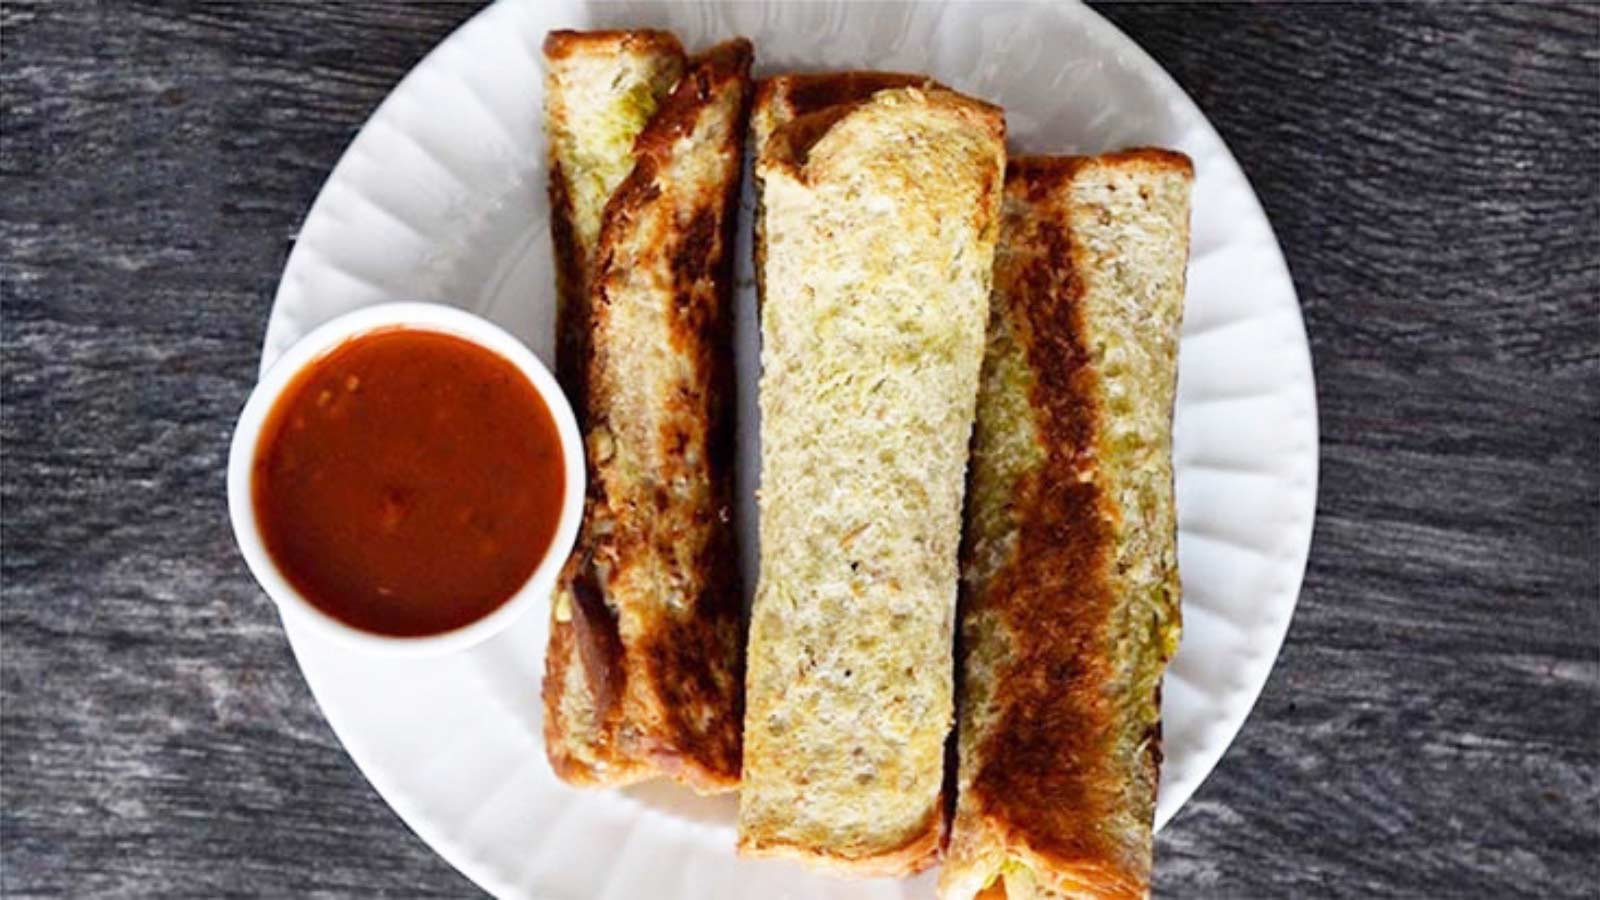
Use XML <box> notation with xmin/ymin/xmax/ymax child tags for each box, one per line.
<box><xmin>227</xmin><ymin>302</ymin><xmax>584</xmax><ymax>656</ymax></box>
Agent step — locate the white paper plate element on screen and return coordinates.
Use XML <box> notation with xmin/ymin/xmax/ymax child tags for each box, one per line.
<box><xmin>260</xmin><ymin>1</ymin><xmax>1318</xmax><ymax>896</ymax></box>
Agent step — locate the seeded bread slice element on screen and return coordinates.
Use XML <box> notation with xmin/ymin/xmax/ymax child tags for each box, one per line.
<box><xmin>739</xmin><ymin>84</ymin><xmax>1005</xmax><ymax>875</ymax></box>
<box><xmin>541</xmin><ymin>33</ymin><xmax>752</xmax><ymax>793</ymax></box>
<box><xmin>941</xmin><ymin>151</ymin><xmax>1192</xmax><ymax>900</ymax></box>
<box><xmin>544</xmin><ymin>30</ymin><xmax>685</xmax><ymax>395</ymax></box>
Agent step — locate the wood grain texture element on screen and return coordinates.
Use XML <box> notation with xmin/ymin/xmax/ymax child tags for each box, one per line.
<box><xmin>1</xmin><ymin>2</ymin><xmax>1595</xmax><ymax>898</ymax></box>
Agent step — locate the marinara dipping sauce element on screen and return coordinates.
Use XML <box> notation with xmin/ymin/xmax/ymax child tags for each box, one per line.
<box><xmin>252</xmin><ymin>328</ymin><xmax>565</xmax><ymax>638</ymax></box>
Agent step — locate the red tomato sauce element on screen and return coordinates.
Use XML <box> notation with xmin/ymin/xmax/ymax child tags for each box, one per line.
<box><xmin>253</xmin><ymin>328</ymin><xmax>564</xmax><ymax>637</ymax></box>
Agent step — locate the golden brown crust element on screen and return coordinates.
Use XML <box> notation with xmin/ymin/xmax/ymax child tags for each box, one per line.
<box><xmin>540</xmin><ymin>556</ymin><xmax>652</xmax><ymax>786</ymax></box>
<box><xmin>945</xmin><ymin>151</ymin><xmax>1192</xmax><ymax>899</ymax></box>
<box><xmin>759</xmin><ymin>103</ymin><xmax>863</xmax><ymax>170</ymax></box>
<box><xmin>757</xmin><ymin>71</ymin><xmax>938</xmax><ymax>123</ymax></box>
<box><xmin>544</xmin><ymin>37</ymin><xmax>753</xmax><ymax>793</ymax></box>
<box><xmin>542</xmin><ymin>29</ymin><xmax>684</xmax><ymax>61</ymax></box>
<box><xmin>760</xmin><ymin>85</ymin><xmax>1003</xmax><ymax>183</ymax></box>
<box><xmin>738</xmin><ymin>805</ymin><xmax>945</xmax><ymax>877</ymax></box>
<box><xmin>1007</xmin><ymin>148</ymin><xmax>1193</xmax><ymax>191</ymax></box>
<box><xmin>544</xmin><ymin>30</ymin><xmax>688</xmax><ymax>410</ymax></box>
<box><xmin>750</xmin><ymin>72</ymin><xmax>947</xmax><ymax>313</ymax></box>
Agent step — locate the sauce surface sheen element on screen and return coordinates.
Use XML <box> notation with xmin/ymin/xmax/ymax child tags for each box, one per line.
<box><xmin>253</xmin><ymin>328</ymin><xmax>564</xmax><ymax>637</ymax></box>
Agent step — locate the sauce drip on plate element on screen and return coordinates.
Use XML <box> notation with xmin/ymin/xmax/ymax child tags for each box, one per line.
<box><xmin>253</xmin><ymin>328</ymin><xmax>564</xmax><ymax>637</ymax></box>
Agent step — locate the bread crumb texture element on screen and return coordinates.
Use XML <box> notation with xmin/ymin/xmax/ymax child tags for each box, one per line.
<box><xmin>740</xmin><ymin>87</ymin><xmax>1004</xmax><ymax>869</ymax></box>
<box><xmin>942</xmin><ymin>151</ymin><xmax>1191</xmax><ymax>900</ymax></box>
<box><xmin>542</xmin><ymin>36</ymin><xmax>751</xmax><ymax>793</ymax></box>
<box><xmin>544</xmin><ymin>33</ymin><xmax>685</xmax><ymax>257</ymax></box>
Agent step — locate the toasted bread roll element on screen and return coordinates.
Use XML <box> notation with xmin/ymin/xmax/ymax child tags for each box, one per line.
<box><xmin>750</xmin><ymin>72</ymin><xmax>936</xmax><ymax>150</ymax></box>
<box><xmin>739</xmin><ymin>84</ymin><xmax>1005</xmax><ymax>874</ymax></box>
<box><xmin>544</xmin><ymin>30</ymin><xmax>686</xmax><ymax>395</ymax></box>
<box><xmin>541</xmin><ymin>35</ymin><xmax>752</xmax><ymax>793</ymax></box>
<box><xmin>941</xmin><ymin>151</ymin><xmax>1192</xmax><ymax>900</ymax></box>
<box><xmin>748</xmin><ymin>73</ymin><xmax>938</xmax><ymax>312</ymax></box>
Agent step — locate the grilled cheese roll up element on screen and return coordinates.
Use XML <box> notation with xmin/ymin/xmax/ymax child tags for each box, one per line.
<box><xmin>541</xmin><ymin>34</ymin><xmax>752</xmax><ymax>793</ymax></box>
<box><xmin>748</xmin><ymin>73</ymin><xmax>936</xmax><ymax>311</ymax></box>
<box><xmin>942</xmin><ymin>151</ymin><xmax>1192</xmax><ymax>900</ymax></box>
<box><xmin>544</xmin><ymin>30</ymin><xmax>685</xmax><ymax>399</ymax></box>
<box><xmin>740</xmin><ymin>85</ymin><xmax>1005</xmax><ymax>874</ymax></box>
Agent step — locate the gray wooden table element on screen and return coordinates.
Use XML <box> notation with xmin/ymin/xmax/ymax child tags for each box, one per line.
<box><xmin>3</xmin><ymin>2</ymin><xmax>1596</xmax><ymax>897</ymax></box>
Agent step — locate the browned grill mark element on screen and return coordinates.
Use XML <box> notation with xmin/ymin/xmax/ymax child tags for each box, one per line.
<box><xmin>965</xmin><ymin>167</ymin><xmax>1130</xmax><ymax>872</ymax></box>
<box><xmin>777</xmin><ymin>71</ymin><xmax>938</xmax><ymax>119</ymax></box>
<box><xmin>546</xmin><ymin>37</ymin><xmax>752</xmax><ymax>791</ymax></box>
